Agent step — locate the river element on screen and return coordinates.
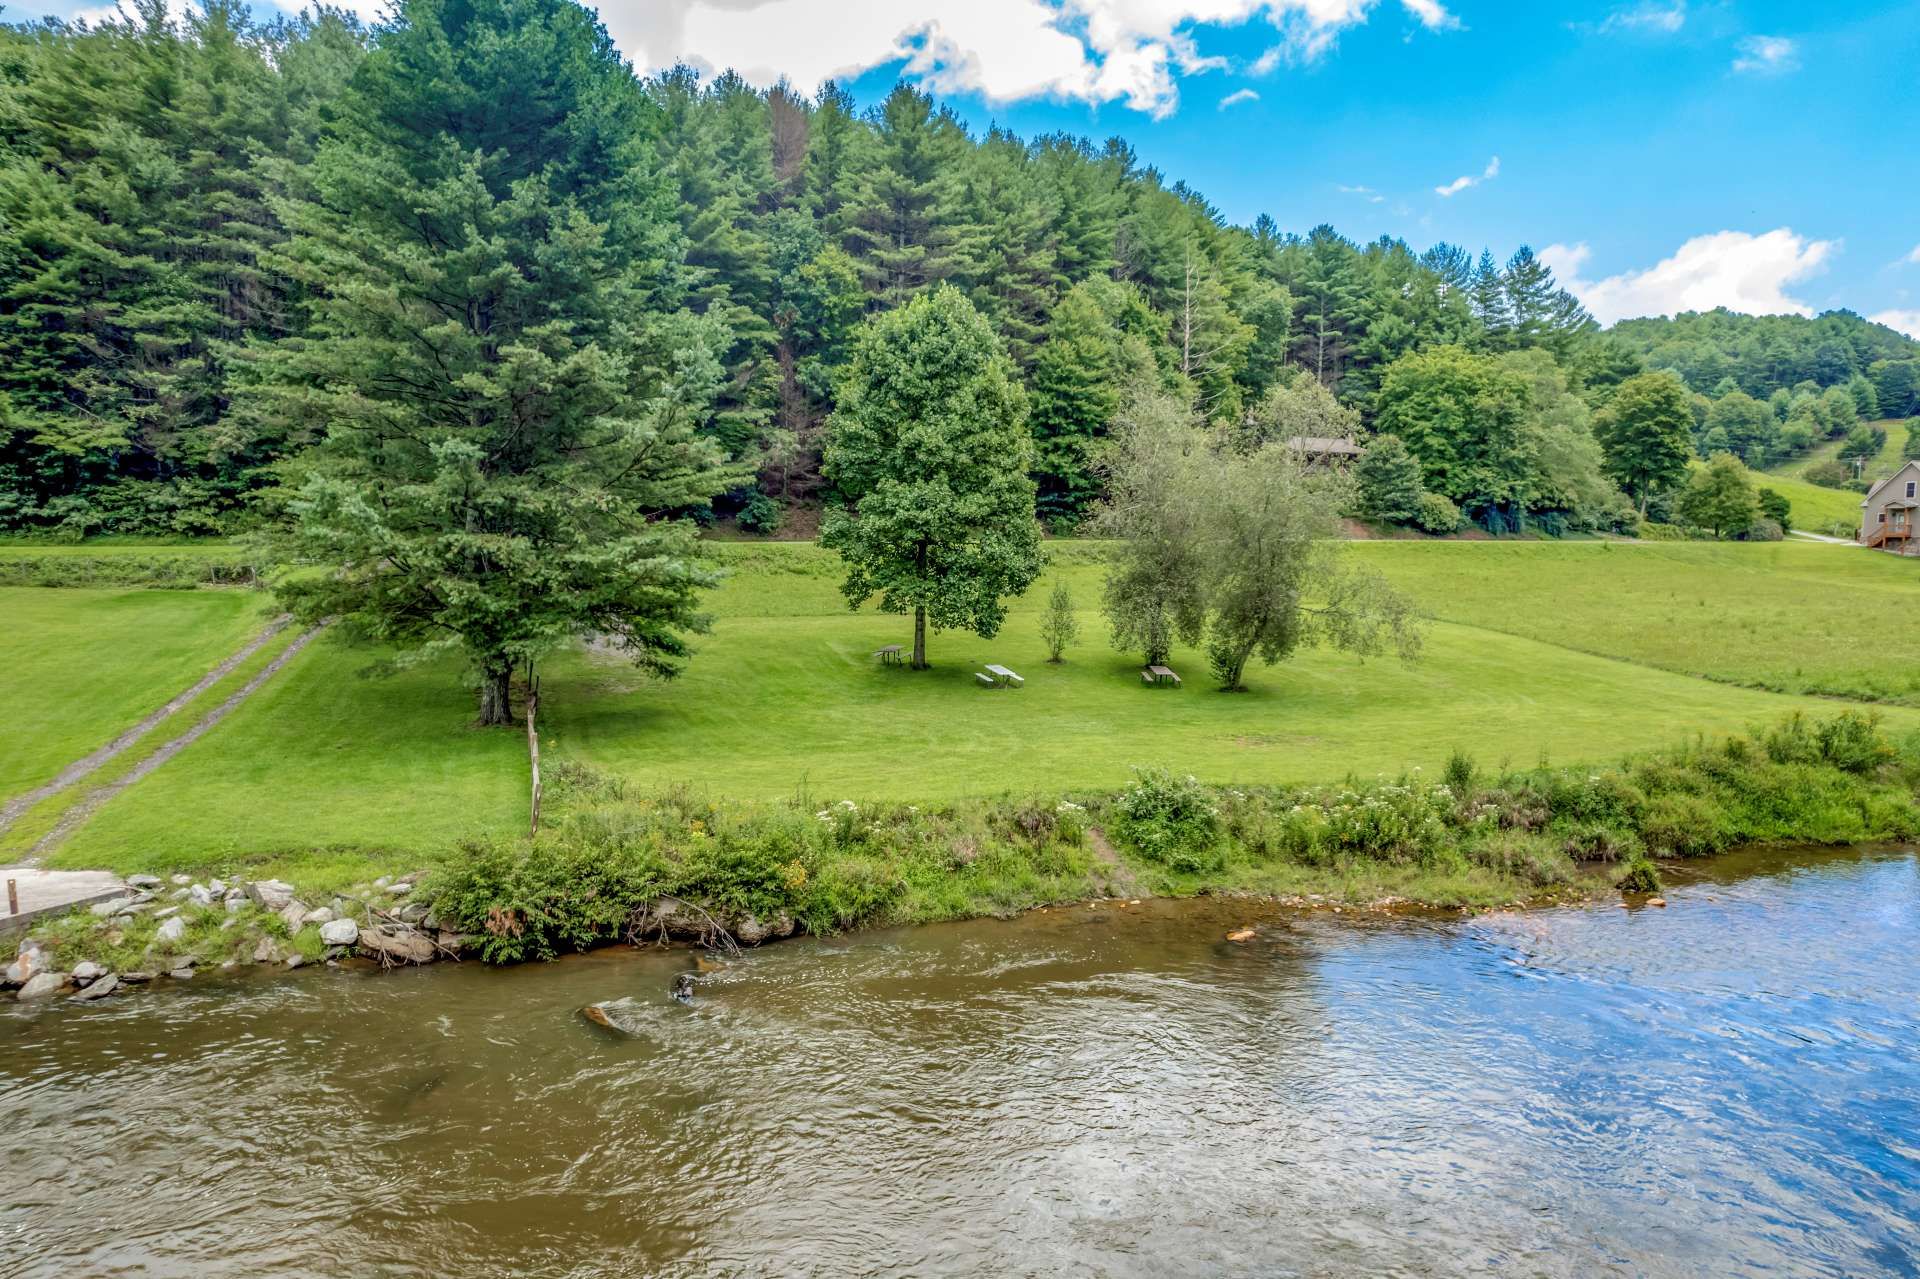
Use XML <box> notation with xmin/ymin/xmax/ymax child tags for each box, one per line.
<box><xmin>4</xmin><ymin>845</ymin><xmax>1918</xmax><ymax>1277</ymax></box>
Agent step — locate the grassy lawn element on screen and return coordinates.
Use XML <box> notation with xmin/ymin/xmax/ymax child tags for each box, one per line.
<box><xmin>8</xmin><ymin>539</ymin><xmax>1920</xmax><ymax>881</ymax></box>
<box><xmin>1768</xmin><ymin>418</ymin><xmax>1911</xmax><ymax>482</ymax></box>
<box><xmin>40</xmin><ymin>634</ymin><xmax>527</xmax><ymax>881</ymax></box>
<box><xmin>1352</xmin><ymin>540</ymin><xmax>1920</xmax><ymax>704</ymax></box>
<box><xmin>0</xmin><ymin>587</ymin><xmax>276</xmax><ymax>797</ymax></box>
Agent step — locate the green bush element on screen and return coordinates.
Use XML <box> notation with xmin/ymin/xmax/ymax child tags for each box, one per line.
<box><xmin>1111</xmin><ymin>767</ymin><xmax>1221</xmax><ymax>872</ymax></box>
<box><xmin>1804</xmin><ymin>459</ymin><xmax>1850</xmax><ymax>489</ymax></box>
<box><xmin>1415</xmin><ymin>491</ymin><xmax>1461</xmax><ymax>534</ymax></box>
<box><xmin>1616</xmin><ymin>856</ymin><xmax>1661</xmax><ymax>894</ymax></box>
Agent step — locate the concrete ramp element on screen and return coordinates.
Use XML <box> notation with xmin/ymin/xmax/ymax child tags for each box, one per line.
<box><xmin>1</xmin><ymin>867</ymin><xmax>127</xmax><ymax>938</ymax></box>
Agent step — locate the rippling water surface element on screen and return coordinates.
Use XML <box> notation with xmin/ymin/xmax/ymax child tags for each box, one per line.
<box><xmin>5</xmin><ymin>845</ymin><xmax>1919</xmax><ymax>1277</ymax></box>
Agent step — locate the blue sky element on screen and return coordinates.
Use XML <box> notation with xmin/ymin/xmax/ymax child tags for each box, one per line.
<box><xmin>14</xmin><ymin>0</ymin><xmax>1920</xmax><ymax>331</ymax></box>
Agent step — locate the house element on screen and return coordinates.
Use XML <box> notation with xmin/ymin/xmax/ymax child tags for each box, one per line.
<box><xmin>1283</xmin><ymin>436</ymin><xmax>1364</xmax><ymax>466</ymax></box>
<box><xmin>1859</xmin><ymin>460</ymin><xmax>1920</xmax><ymax>552</ymax></box>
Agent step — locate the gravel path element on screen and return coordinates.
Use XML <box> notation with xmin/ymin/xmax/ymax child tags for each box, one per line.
<box><xmin>26</xmin><ymin>625</ymin><xmax>323</xmax><ymax>858</ymax></box>
<box><xmin>0</xmin><ymin>614</ymin><xmax>294</xmax><ymax>837</ymax></box>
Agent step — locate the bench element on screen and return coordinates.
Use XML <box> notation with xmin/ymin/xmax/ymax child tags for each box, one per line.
<box><xmin>975</xmin><ymin>672</ymin><xmax>998</xmax><ymax>688</ymax></box>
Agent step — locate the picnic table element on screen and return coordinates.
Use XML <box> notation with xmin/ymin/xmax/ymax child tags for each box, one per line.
<box><xmin>874</xmin><ymin>644</ymin><xmax>903</xmax><ymax>666</ymax></box>
<box><xmin>1141</xmin><ymin>665</ymin><xmax>1182</xmax><ymax>688</ymax></box>
<box><xmin>982</xmin><ymin>663</ymin><xmax>1025</xmax><ymax>688</ymax></box>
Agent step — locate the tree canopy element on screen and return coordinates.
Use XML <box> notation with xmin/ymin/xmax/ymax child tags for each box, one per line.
<box><xmin>820</xmin><ymin>285</ymin><xmax>1042</xmax><ymax>668</ymax></box>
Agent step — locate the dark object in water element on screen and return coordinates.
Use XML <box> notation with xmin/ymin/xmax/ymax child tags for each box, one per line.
<box><xmin>670</xmin><ymin>972</ymin><xmax>696</xmax><ymax>1004</ymax></box>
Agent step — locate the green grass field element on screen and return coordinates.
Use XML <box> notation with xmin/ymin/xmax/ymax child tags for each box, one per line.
<box><xmin>9</xmin><ymin>539</ymin><xmax>1920</xmax><ymax>882</ymax></box>
<box><xmin>1769</xmin><ymin>418</ymin><xmax>1910</xmax><ymax>482</ymax></box>
<box><xmin>1</xmin><ymin>588</ymin><xmax>276</xmax><ymax>797</ymax></box>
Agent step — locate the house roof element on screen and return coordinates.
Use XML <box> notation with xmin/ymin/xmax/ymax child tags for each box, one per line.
<box><xmin>1860</xmin><ymin>458</ymin><xmax>1920</xmax><ymax>505</ymax></box>
<box><xmin>1284</xmin><ymin>436</ymin><xmax>1364</xmax><ymax>456</ymax></box>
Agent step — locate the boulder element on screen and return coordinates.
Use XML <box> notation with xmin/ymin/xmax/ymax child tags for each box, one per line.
<box><xmin>246</xmin><ymin>880</ymin><xmax>297</xmax><ymax>911</ymax></box>
<box><xmin>389</xmin><ymin>882</ymin><xmax>412</xmax><ymax>896</ymax></box>
<box><xmin>301</xmin><ymin>907</ymin><xmax>335</xmax><ymax>926</ymax></box>
<box><xmin>121</xmin><ymin>971</ymin><xmax>155</xmax><ymax>984</ymax></box>
<box><xmin>225</xmin><ymin>897</ymin><xmax>246</xmax><ymax>914</ymax></box>
<box><xmin>278</xmin><ymin>901</ymin><xmax>308</xmax><ymax>932</ymax></box>
<box><xmin>357</xmin><ymin>927</ymin><xmax>434</xmax><ymax>964</ymax></box>
<box><xmin>396</xmin><ymin>902</ymin><xmax>430</xmax><ymax>925</ymax></box>
<box><xmin>733</xmin><ymin>915</ymin><xmax>772</xmax><ymax>945</ymax></box>
<box><xmin>284</xmin><ymin>954</ymin><xmax>305</xmax><ymax>970</ymax></box>
<box><xmin>16</xmin><ymin>972</ymin><xmax>66</xmax><ymax>1001</ymax></box>
<box><xmin>580</xmin><ymin>997</ymin><xmax>649</xmax><ymax>1035</ymax></box>
<box><xmin>188</xmin><ymin>884</ymin><xmax>213</xmax><ymax>907</ymax></box>
<box><xmin>209</xmin><ymin>879</ymin><xmax>227</xmax><ymax>896</ymax></box>
<box><xmin>72</xmin><ymin>961</ymin><xmax>104</xmax><ymax>983</ymax></box>
<box><xmin>90</xmin><ymin>896</ymin><xmax>137</xmax><ymax>917</ymax></box>
<box><xmin>319</xmin><ymin>919</ymin><xmax>359</xmax><ymax>947</ymax></box>
<box><xmin>4</xmin><ymin>947</ymin><xmax>45</xmax><ymax>987</ymax></box>
<box><xmin>72</xmin><ymin>974</ymin><xmax>119</xmax><ymax>1001</ymax></box>
<box><xmin>167</xmin><ymin>968</ymin><xmax>194</xmax><ymax>980</ymax></box>
<box><xmin>155</xmin><ymin>916</ymin><xmax>187</xmax><ymax>944</ymax></box>
<box><xmin>433</xmin><ymin>931</ymin><xmax>465</xmax><ymax>956</ymax></box>
<box><xmin>152</xmin><ymin>906</ymin><xmax>181</xmax><ymax>920</ymax></box>
<box><xmin>252</xmin><ymin>937</ymin><xmax>280</xmax><ymax>964</ymax></box>
<box><xmin>128</xmin><ymin>874</ymin><xmax>163</xmax><ymax>890</ymax></box>
<box><xmin>170</xmin><ymin>874</ymin><xmax>191</xmax><ymax>886</ymax></box>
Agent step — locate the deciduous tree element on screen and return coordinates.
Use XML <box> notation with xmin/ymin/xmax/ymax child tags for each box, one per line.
<box><xmin>821</xmin><ymin>286</ymin><xmax>1042</xmax><ymax>668</ymax></box>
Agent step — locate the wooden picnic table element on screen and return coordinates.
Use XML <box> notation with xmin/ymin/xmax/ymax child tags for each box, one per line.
<box><xmin>1142</xmin><ymin>664</ymin><xmax>1182</xmax><ymax>687</ymax></box>
<box><xmin>874</xmin><ymin>644</ymin><xmax>903</xmax><ymax>666</ymax></box>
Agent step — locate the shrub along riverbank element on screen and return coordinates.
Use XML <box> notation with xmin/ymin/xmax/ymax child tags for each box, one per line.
<box><xmin>14</xmin><ymin>710</ymin><xmax>1920</xmax><ymax>989</ymax></box>
<box><xmin>424</xmin><ymin>710</ymin><xmax>1918</xmax><ymax>963</ymax></box>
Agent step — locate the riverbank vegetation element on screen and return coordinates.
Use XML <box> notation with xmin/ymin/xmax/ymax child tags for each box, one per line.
<box><xmin>341</xmin><ymin>710</ymin><xmax>1920</xmax><ymax>965</ymax></box>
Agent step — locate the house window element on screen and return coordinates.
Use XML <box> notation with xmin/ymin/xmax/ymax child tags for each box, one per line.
<box><xmin>1880</xmin><ymin>511</ymin><xmax>1888</xmax><ymax>524</ymax></box>
<box><xmin>1906</xmin><ymin>482</ymin><xmax>1915</xmax><ymax>499</ymax></box>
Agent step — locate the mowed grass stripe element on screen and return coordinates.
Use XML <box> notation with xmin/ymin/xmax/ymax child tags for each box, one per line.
<box><xmin>0</xmin><ymin>616</ymin><xmax>313</xmax><ymax>856</ymax></box>
<box><xmin>45</xmin><ymin>631</ymin><xmax>528</xmax><ymax>876</ymax></box>
<box><xmin>2</xmin><ymin>587</ymin><xmax>277</xmax><ymax>798</ymax></box>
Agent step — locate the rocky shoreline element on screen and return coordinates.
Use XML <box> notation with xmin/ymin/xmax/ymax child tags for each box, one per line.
<box><xmin>4</xmin><ymin>871</ymin><xmax>477</xmax><ymax>1005</ymax></box>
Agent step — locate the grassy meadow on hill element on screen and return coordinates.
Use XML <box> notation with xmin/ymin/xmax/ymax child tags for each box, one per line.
<box><xmin>6</xmin><ymin>537</ymin><xmax>1920</xmax><ymax>891</ymax></box>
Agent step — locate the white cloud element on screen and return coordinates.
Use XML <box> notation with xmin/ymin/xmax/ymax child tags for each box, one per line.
<box><xmin>1732</xmin><ymin>34</ymin><xmax>1798</xmax><ymax>74</ymax></box>
<box><xmin>1596</xmin><ymin>2</ymin><xmax>1685</xmax><ymax>34</ymax></box>
<box><xmin>1337</xmin><ymin>183</ymin><xmax>1385</xmax><ymax>203</ymax></box>
<box><xmin>1905</xmin><ymin>244</ymin><xmax>1920</xmax><ymax>265</ymax></box>
<box><xmin>1541</xmin><ymin>229</ymin><xmax>1835</xmax><ymax>325</ymax></box>
<box><xmin>1434</xmin><ymin>154</ymin><xmax>1498</xmax><ymax>197</ymax></box>
<box><xmin>1217</xmin><ymin>87</ymin><xmax>1259</xmax><ymax>109</ymax></box>
<box><xmin>611</xmin><ymin>0</ymin><xmax>1455</xmax><ymax>117</ymax></box>
<box><xmin>1871</xmin><ymin>311</ymin><xmax>1920</xmax><ymax>340</ymax></box>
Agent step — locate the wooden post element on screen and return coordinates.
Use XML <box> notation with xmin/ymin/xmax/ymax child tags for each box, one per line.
<box><xmin>526</xmin><ymin>675</ymin><xmax>541</xmax><ymax>840</ymax></box>
<box><xmin>7</xmin><ymin>878</ymin><xmax>16</xmax><ymax>916</ymax></box>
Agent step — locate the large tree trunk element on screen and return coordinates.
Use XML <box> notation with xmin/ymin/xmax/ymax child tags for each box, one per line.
<box><xmin>477</xmin><ymin>660</ymin><xmax>514</xmax><ymax>726</ymax></box>
<box><xmin>911</xmin><ymin>543</ymin><xmax>930</xmax><ymax>669</ymax></box>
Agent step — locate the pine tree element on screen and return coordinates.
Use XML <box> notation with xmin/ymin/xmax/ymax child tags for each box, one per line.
<box><xmin>840</xmin><ymin>84</ymin><xmax>973</xmax><ymax>308</ymax></box>
<box><xmin>1028</xmin><ymin>283</ymin><xmax>1119</xmax><ymax>525</ymax></box>
<box><xmin>247</xmin><ymin>0</ymin><xmax>734</xmax><ymax>724</ymax></box>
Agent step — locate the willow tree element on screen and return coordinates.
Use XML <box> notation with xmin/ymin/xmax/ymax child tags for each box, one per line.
<box><xmin>821</xmin><ymin>286</ymin><xmax>1041</xmax><ymax>669</ymax></box>
<box><xmin>1100</xmin><ymin>387</ymin><xmax>1420</xmax><ymax>691</ymax></box>
<box><xmin>245</xmin><ymin>0</ymin><xmax>733</xmax><ymax>724</ymax></box>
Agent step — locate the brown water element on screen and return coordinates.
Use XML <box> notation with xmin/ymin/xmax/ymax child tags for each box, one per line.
<box><xmin>5</xmin><ymin>846</ymin><xmax>1919</xmax><ymax>1277</ymax></box>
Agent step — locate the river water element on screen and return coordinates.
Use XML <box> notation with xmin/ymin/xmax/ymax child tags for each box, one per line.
<box><xmin>4</xmin><ymin>846</ymin><xmax>1918</xmax><ymax>1278</ymax></box>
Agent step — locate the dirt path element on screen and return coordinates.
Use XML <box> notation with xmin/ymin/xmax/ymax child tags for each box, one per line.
<box><xmin>27</xmin><ymin>625</ymin><xmax>323</xmax><ymax>858</ymax></box>
<box><xmin>0</xmin><ymin>614</ymin><xmax>295</xmax><ymax>837</ymax></box>
<box><xmin>1086</xmin><ymin>826</ymin><xmax>1143</xmax><ymax>899</ymax></box>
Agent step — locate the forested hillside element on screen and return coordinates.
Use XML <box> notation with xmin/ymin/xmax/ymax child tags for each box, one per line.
<box><xmin>1</xmin><ymin>0</ymin><xmax>1914</xmax><ymax>540</ymax></box>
